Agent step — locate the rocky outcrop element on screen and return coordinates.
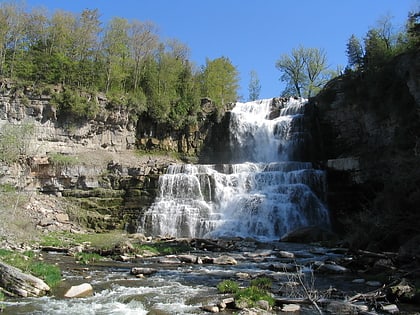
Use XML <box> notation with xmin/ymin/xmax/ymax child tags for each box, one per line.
<box><xmin>312</xmin><ymin>51</ymin><xmax>420</xmax><ymax>250</ymax></box>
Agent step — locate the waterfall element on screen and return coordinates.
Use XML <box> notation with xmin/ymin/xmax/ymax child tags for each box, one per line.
<box><xmin>137</xmin><ymin>98</ymin><xmax>329</xmax><ymax>240</ymax></box>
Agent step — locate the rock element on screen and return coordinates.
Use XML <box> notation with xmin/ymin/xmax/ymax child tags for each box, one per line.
<box><xmin>177</xmin><ymin>254</ymin><xmax>197</xmax><ymax>263</ymax></box>
<box><xmin>0</xmin><ymin>261</ymin><xmax>50</xmax><ymax>297</ymax></box>
<box><xmin>268</xmin><ymin>262</ymin><xmax>299</xmax><ymax>272</ymax></box>
<box><xmin>281</xmin><ymin>303</ymin><xmax>301</xmax><ymax>313</ymax></box>
<box><xmin>352</xmin><ymin>278</ymin><xmax>366</xmax><ymax>284</ymax></box>
<box><xmin>387</xmin><ymin>278</ymin><xmax>416</xmax><ymax>302</ymax></box>
<box><xmin>55</xmin><ymin>213</ymin><xmax>69</xmax><ymax>223</ymax></box>
<box><xmin>380</xmin><ymin>303</ymin><xmax>399</xmax><ymax>314</ymax></box>
<box><xmin>64</xmin><ymin>283</ymin><xmax>93</xmax><ymax>298</ymax></box>
<box><xmin>278</xmin><ymin>250</ymin><xmax>295</xmax><ymax>259</ymax></box>
<box><xmin>201</xmin><ymin>304</ymin><xmax>219</xmax><ymax>313</ymax></box>
<box><xmin>280</xmin><ymin>226</ymin><xmax>336</xmax><ymax>243</ymax></box>
<box><xmin>314</xmin><ymin>261</ymin><xmax>349</xmax><ymax>274</ymax></box>
<box><xmin>130</xmin><ymin>267</ymin><xmax>158</xmax><ymax>276</ymax></box>
<box><xmin>326</xmin><ymin>301</ymin><xmax>361</xmax><ymax>314</ymax></box>
<box><xmin>213</xmin><ymin>255</ymin><xmax>237</xmax><ymax>265</ymax></box>
<box><xmin>256</xmin><ymin>299</ymin><xmax>271</xmax><ymax>310</ymax></box>
<box><xmin>366</xmin><ymin>280</ymin><xmax>382</xmax><ymax>287</ymax></box>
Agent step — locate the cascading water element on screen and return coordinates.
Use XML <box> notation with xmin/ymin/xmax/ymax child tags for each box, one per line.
<box><xmin>137</xmin><ymin>97</ymin><xmax>329</xmax><ymax>240</ymax></box>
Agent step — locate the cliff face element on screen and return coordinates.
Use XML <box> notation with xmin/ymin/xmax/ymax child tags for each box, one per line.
<box><xmin>0</xmin><ymin>82</ymin><xmax>221</xmax><ymax>232</ymax></box>
<box><xmin>313</xmin><ymin>51</ymin><xmax>420</xmax><ymax>250</ymax></box>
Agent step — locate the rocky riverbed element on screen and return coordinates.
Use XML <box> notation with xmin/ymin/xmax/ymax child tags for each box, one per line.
<box><xmin>1</xmin><ymin>235</ymin><xmax>419</xmax><ymax>314</ymax></box>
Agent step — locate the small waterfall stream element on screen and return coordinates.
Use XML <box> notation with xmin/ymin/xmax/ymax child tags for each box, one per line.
<box><xmin>137</xmin><ymin>98</ymin><xmax>329</xmax><ymax>240</ymax></box>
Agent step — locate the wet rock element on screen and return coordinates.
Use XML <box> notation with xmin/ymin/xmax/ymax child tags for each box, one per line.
<box><xmin>130</xmin><ymin>267</ymin><xmax>158</xmax><ymax>276</ymax></box>
<box><xmin>268</xmin><ymin>262</ymin><xmax>299</xmax><ymax>272</ymax></box>
<box><xmin>178</xmin><ymin>254</ymin><xmax>197</xmax><ymax>264</ymax></box>
<box><xmin>213</xmin><ymin>255</ymin><xmax>237</xmax><ymax>265</ymax></box>
<box><xmin>64</xmin><ymin>283</ymin><xmax>93</xmax><ymax>298</ymax></box>
<box><xmin>325</xmin><ymin>300</ymin><xmax>362</xmax><ymax>314</ymax></box>
<box><xmin>380</xmin><ymin>303</ymin><xmax>399</xmax><ymax>314</ymax></box>
<box><xmin>277</xmin><ymin>250</ymin><xmax>295</xmax><ymax>259</ymax></box>
<box><xmin>201</xmin><ymin>304</ymin><xmax>219</xmax><ymax>312</ymax></box>
<box><xmin>366</xmin><ymin>280</ymin><xmax>382</xmax><ymax>287</ymax></box>
<box><xmin>313</xmin><ymin>261</ymin><xmax>349</xmax><ymax>274</ymax></box>
<box><xmin>158</xmin><ymin>256</ymin><xmax>181</xmax><ymax>264</ymax></box>
<box><xmin>281</xmin><ymin>303</ymin><xmax>301</xmax><ymax>313</ymax></box>
<box><xmin>280</xmin><ymin>226</ymin><xmax>336</xmax><ymax>243</ymax></box>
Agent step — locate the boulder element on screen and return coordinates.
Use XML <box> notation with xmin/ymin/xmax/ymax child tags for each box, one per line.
<box><xmin>213</xmin><ymin>255</ymin><xmax>237</xmax><ymax>265</ymax></box>
<box><xmin>280</xmin><ymin>226</ymin><xmax>336</xmax><ymax>243</ymax></box>
<box><xmin>0</xmin><ymin>261</ymin><xmax>50</xmax><ymax>297</ymax></box>
<box><xmin>64</xmin><ymin>283</ymin><xmax>93</xmax><ymax>298</ymax></box>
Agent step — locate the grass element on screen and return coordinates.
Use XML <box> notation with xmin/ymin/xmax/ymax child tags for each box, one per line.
<box><xmin>0</xmin><ymin>249</ymin><xmax>62</xmax><ymax>288</ymax></box>
<box><xmin>217</xmin><ymin>280</ymin><xmax>239</xmax><ymax>294</ymax></box>
<box><xmin>75</xmin><ymin>252</ymin><xmax>104</xmax><ymax>265</ymax></box>
<box><xmin>217</xmin><ymin>277</ymin><xmax>275</xmax><ymax>309</ymax></box>
<box><xmin>133</xmin><ymin>241</ymin><xmax>193</xmax><ymax>256</ymax></box>
<box><xmin>39</xmin><ymin>231</ymin><xmax>128</xmax><ymax>250</ymax></box>
<box><xmin>47</xmin><ymin>152</ymin><xmax>78</xmax><ymax>167</ymax></box>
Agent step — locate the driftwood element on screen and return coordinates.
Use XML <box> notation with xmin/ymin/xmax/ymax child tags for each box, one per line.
<box><xmin>0</xmin><ymin>261</ymin><xmax>50</xmax><ymax>297</ymax></box>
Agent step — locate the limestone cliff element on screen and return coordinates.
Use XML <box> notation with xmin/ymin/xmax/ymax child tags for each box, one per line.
<box><xmin>0</xmin><ymin>81</ymin><xmax>220</xmax><ymax>232</ymax></box>
<box><xmin>312</xmin><ymin>50</ymin><xmax>420</xmax><ymax>250</ymax></box>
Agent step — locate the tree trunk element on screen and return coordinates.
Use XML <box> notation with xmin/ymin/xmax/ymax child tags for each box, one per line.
<box><xmin>0</xmin><ymin>261</ymin><xmax>50</xmax><ymax>297</ymax></box>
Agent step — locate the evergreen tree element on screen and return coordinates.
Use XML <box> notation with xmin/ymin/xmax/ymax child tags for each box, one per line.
<box><xmin>346</xmin><ymin>34</ymin><xmax>364</xmax><ymax>69</ymax></box>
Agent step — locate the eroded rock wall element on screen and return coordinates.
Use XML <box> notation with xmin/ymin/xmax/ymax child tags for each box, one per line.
<box><xmin>313</xmin><ymin>51</ymin><xmax>420</xmax><ymax>249</ymax></box>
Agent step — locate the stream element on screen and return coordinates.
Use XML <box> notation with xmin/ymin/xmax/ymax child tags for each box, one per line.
<box><xmin>1</xmin><ymin>240</ymin><xmax>388</xmax><ymax>315</ymax></box>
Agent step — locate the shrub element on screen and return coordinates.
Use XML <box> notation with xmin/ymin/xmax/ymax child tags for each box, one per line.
<box><xmin>217</xmin><ymin>280</ymin><xmax>239</xmax><ymax>294</ymax></box>
<box><xmin>235</xmin><ymin>286</ymin><xmax>275</xmax><ymax>308</ymax></box>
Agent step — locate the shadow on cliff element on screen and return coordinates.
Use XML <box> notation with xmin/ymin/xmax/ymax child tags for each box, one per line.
<box><xmin>312</xmin><ymin>50</ymin><xmax>420</xmax><ymax>252</ymax></box>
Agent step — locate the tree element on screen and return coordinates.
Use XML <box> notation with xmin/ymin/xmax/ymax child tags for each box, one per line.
<box><xmin>128</xmin><ymin>20</ymin><xmax>159</xmax><ymax>91</ymax></box>
<box><xmin>248</xmin><ymin>70</ymin><xmax>261</xmax><ymax>101</ymax></box>
<box><xmin>275</xmin><ymin>46</ymin><xmax>329</xmax><ymax>98</ymax></box>
<box><xmin>201</xmin><ymin>57</ymin><xmax>239</xmax><ymax>107</ymax></box>
<box><xmin>102</xmin><ymin>17</ymin><xmax>130</xmax><ymax>93</ymax></box>
<box><xmin>303</xmin><ymin>47</ymin><xmax>329</xmax><ymax>97</ymax></box>
<box><xmin>346</xmin><ymin>34</ymin><xmax>364</xmax><ymax>70</ymax></box>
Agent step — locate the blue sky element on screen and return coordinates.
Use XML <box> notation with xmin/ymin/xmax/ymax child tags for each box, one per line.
<box><xmin>17</xmin><ymin>0</ymin><xmax>420</xmax><ymax>99</ymax></box>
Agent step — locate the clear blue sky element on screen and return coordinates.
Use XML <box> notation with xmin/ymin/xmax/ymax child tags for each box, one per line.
<box><xmin>17</xmin><ymin>0</ymin><xmax>420</xmax><ymax>99</ymax></box>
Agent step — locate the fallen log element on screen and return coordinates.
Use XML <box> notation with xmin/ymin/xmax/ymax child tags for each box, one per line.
<box><xmin>0</xmin><ymin>261</ymin><xmax>50</xmax><ymax>297</ymax></box>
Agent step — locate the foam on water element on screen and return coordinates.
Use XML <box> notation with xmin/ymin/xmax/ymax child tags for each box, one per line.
<box><xmin>137</xmin><ymin>97</ymin><xmax>329</xmax><ymax>240</ymax></box>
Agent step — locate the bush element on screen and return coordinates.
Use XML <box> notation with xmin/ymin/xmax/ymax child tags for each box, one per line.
<box><xmin>217</xmin><ymin>280</ymin><xmax>239</xmax><ymax>294</ymax></box>
<box><xmin>235</xmin><ymin>285</ymin><xmax>275</xmax><ymax>308</ymax></box>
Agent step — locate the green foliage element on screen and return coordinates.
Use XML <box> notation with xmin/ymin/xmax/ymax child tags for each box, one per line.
<box><xmin>133</xmin><ymin>241</ymin><xmax>192</xmax><ymax>255</ymax></box>
<box><xmin>235</xmin><ymin>285</ymin><xmax>275</xmax><ymax>308</ymax></box>
<box><xmin>29</xmin><ymin>262</ymin><xmax>62</xmax><ymax>287</ymax></box>
<box><xmin>250</xmin><ymin>277</ymin><xmax>272</xmax><ymax>290</ymax></box>
<box><xmin>217</xmin><ymin>277</ymin><xmax>275</xmax><ymax>308</ymax></box>
<box><xmin>217</xmin><ymin>279</ymin><xmax>240</xmax><ymax>293</ymax></box>
<box><xmin>51</xmin><ymin>89</ymin><xmax>98</xmax><ymax>122</ymax></box>
<box><xmin>346</xmin><ymin>34</ymin><xmax>364</xmax><ymax>70</ymax></box>
<box><xmin>0</xmin><ymin>183</ymin><xmax>16</xmax><ymax>192</ymax></box>
<box><xmin>75</xmin><ymin>252</ymin><xmax>104</xmax><ymax>265</ymax></box>
<box><xmin>201</xmin><ymin>56</ymin><xmax>239</xmax><ymax>108</ymax></box>
<box><xmin>0</xmin><ymin>122</ymin><xmax>34</xmax><ymax>163</ymax></box>
<box><xmin>47</xmin><ymin>153</ymin><xmax>78</xmax><ymax>167</ymax></box>
<box><xmin>0</xmin><ymin>249</ymin><xmax>62</xmax><ymax>287</ymax></box>
<box><xmin>275</xmin><ymin>45</ymin><xmax>331</xmax><ymax>98</ymax></box>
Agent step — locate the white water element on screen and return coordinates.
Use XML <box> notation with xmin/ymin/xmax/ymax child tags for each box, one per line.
<box><xmin>138</xmin><ymin>98</ymin><xmax>329</xmax><ymax>240</ymax></box>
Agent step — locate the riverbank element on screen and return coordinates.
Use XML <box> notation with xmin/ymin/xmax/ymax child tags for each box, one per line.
<box><xmin>1</xmin><ymin>232</ymin><xmax>419</xmax><ymax>314</ymax></box>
